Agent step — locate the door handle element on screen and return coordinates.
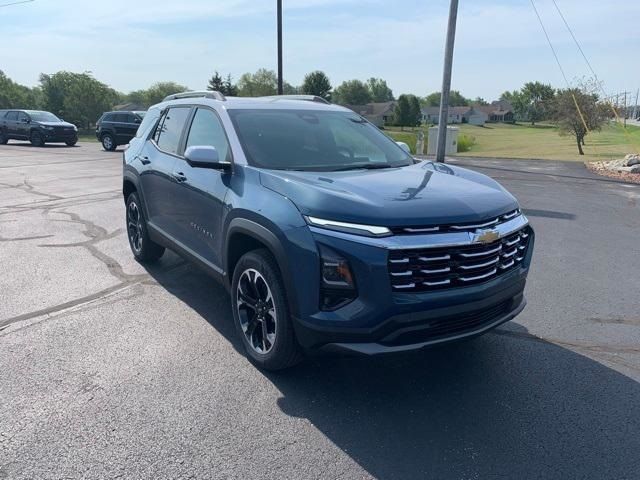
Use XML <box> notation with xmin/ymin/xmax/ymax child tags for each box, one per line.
<box><xmin>173</xmin><ymin>172</ymin><xmax>187</xmax><ymax>183</ymax></box>
<box><xmin>140</xmin><ymin>156</ymin><xmax>151</xmax><ymax>165</ymax></box>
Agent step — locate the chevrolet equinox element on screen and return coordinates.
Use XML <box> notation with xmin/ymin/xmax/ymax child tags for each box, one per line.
<box><xmin>122</xmin><ymin>91</ymin><xmax>535</xmax><ymax>370</ymax></box>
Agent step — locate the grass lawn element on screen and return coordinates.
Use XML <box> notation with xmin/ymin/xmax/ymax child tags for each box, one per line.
<box><xmin>385</xmin><ymin>122</ymin><xmax>640</xmax><ymax>162</ymax></box>
<box><xmin>78</xmin><ymin>134</ymin><xmax>98</xmax><ymax>143</ymax></box>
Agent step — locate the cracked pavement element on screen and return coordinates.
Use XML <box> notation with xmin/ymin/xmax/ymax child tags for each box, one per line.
<box><xmin>1</xmin><ymin>142</ymin><xmax>639</xmax><ymax>479</ymax></box>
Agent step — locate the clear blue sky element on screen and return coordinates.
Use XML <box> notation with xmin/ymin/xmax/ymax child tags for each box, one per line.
<box><xmin>2</xmin><ymin>0</ymin><xmax>639</xmax><ymax>101</ymax></box>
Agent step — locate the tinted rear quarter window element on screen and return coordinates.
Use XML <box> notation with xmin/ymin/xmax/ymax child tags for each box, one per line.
<box><xmin>6</xmin><ymin>112</ymin><xmax>18</xmax><ymax>121</ymax></box>
<box><xmin>155</xmin><ymin>107</ymin><xmax>191</xmax><ymax>155</ymax></box>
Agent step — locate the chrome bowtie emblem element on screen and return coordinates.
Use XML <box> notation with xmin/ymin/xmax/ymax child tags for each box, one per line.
<box><xmin>474</xmin><ymin>229</ymin><xmax>500</xmax><ymax>244</ymax></box>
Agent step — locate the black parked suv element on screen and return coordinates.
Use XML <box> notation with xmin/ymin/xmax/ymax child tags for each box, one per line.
<box><xmin>0</xmin><ymin>110</ymin><xmax>78</xmax><ymax>146</ymax></box>
<box><xmin>96</xmin><ymin>111</ymin><xmax>145</xmax><ymax>151</ymax></box>
<box><xmin>123</xmin><ymin>91</ymin><xmax>534</xmax><ymax>370</ymax></box>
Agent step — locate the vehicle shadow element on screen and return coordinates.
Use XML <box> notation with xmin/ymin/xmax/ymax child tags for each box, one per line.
<box><xmin>145</xmin><ymin>257</ymin><xmax>640</xmax><ymax>479</ymax></box>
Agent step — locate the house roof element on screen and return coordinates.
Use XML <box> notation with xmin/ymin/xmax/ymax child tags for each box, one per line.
<box><xmin>421</xmin><ymin>106</ymin><xmax>473</xmax><ymax>116</ymax></box>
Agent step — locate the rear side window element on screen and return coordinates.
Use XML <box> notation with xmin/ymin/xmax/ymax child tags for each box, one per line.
<box><xmin>6</xmin><ymin>111</ymin><xmax>18</xmax><ymax>121</ymax></box>
<box><xmin>185</xmin><ymin>108</ymin><xmax>232</xmax><ymax>162</ymax></box>
<box><xmin>154</xmin><ymin>107</ymin><xmax>191</xmax><ymax>155</ymax></box>
<box><xmin>102</xmin><ymin>113</ymin><xmax>114</xmax><ymax>122</ymax></box>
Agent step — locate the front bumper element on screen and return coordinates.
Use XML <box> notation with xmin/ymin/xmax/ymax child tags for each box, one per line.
<box><xmin>289</xmin><ymin>216</ymin><xmax>534</xmax><ymax>355</ymax></box>
<box><xmin>42</xmin><ymin>130</ymin><xmax>77</xmax><ymax>142</ymax></box>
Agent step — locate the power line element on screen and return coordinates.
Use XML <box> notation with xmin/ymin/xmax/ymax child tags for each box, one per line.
<box><xmin>550</xmin><ymin>0</ymin><xmax>599</xmax><ymax>83</ymax></box>
<box><xmin>0</xmin><ymin>0</ymin><xmax>34</xmax><ymax>7</ymax></box>
<box><xmin>529</xmin><ymin>0</ymin><xmax>571</xmax><ymax>88</ymax></box>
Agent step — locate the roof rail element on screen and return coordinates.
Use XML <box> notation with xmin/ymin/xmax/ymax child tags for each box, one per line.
<box><xmin>262</xmin><ymin>95</ymin><xmax>330</xmax><ymax>105</ymax></box>
<box><xmin>163</xmin><ymin>90</ymin><xmax>226</xmax><ymax>102</ymax></box>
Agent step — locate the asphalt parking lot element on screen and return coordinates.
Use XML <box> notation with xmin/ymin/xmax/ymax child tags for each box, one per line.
<box><xmin>1</xmin><ymin>141</ymin><xmax>639</xmax><ymax>479</ymax></box>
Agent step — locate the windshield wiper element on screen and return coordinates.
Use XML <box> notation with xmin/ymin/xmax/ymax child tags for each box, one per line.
<box><xmin>329</xmin><ymin>163</ymin><xmax>398</xmax><ymax>172</ymax></box>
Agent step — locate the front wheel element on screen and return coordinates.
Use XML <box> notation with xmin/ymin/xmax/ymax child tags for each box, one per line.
<box><xmin>66</xmin><ymin>139</ymin><xmax>77</xmax><ymax>147</ymax></box>
<box><xmin>30</xmin><ymin>130</ymin><xmax>44</xmax><ymax>147</ymax></box>
<box><xmin>231</xmin><ymin>249</ymin><xmax>303</xmax><ymax>370</ymax></box>
<box><xmin>125</xmin><ymin>192</ymin><xmax>165</xmax><ymax>263</ymax></box>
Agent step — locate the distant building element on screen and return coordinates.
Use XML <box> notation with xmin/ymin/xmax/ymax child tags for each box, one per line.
<box><xmin>345</xmin><ymin>101</ymin><xmax>396</xmax><ymax>128</ymax></box>
<box><xmin>421</xmin><ymin>106</ymin><xmax>487</xmax><ymax>126</ymax></box>
<box><xmin>477</xmin><ymin>100</ymin><xmax>515</xmax><ymax>123</ymax></box>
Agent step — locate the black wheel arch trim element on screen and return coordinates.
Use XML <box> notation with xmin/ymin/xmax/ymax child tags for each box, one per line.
<box><xmin>225</xmin><ymin>217</ymin><xmax>300</xmax><ymax>318</ymax></box>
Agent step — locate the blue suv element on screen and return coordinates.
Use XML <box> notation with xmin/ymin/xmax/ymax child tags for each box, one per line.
<box><xmin>123</xmin><ymin>91</ymin><xmax>534</xmax><ymax>370</ymax></box>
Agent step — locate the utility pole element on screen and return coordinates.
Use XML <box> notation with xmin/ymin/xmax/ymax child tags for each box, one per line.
<box><xmin>277</xmin><ymin>0</ymin><xmax>283</xmax><ymax>95</ymax></box>
<box><xmin>436</xmin><ymin>0</ymin><xmax>459</xmax><ymax>163</ymax></box>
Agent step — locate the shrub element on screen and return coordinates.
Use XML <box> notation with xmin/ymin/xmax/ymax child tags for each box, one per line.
<box><xmin>457</xmin><ymin>133</ymin><xmax>476</xmax><ymax>152</ymax></box>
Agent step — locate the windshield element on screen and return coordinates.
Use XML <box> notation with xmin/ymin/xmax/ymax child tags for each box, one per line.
<box><xmin>27</xmin><ymin>111</ymin><xmax>61</xmax><ymax>122</ymax></box>
<box><xmin>228</xmin><ymin>109</ymin><xmax>413</xmax><ymax>171</ymax></box>
<box><xmin>133</xmin><ymin>111</ymin><xmax>146</xmax><ymax>118</ymax></box>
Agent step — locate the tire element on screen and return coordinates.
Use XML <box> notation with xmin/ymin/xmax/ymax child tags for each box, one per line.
<box><xmin>30</xmin><ymin>130</ymin><xmax>44</xmax><ymax>147</ymax></box>
<box><xmin>0</xmin><ymin>129</ymin><xmax>8</xmax><ymax>145</ymax></box>
<box><xmin>125</xmin><ymin>192</ymin><xmax>165</xmax><ymax>263</ymax></box>
<box><xmin>231</xmin><ymin>249</ymin><xmax>303</xmax><ymax>370</ymax></box>
<box><xmin>101</xmin><ymin>133</ymin><xmax>116</xmax><ymax>151</ymax></box>
<box><xmin>65</xmin><ymin>139</ymin><xmax>77</xmax><ymax>147</ymax></box>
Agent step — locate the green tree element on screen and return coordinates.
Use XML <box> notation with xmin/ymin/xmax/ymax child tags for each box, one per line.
<box><xmin>499</xmin><ymin>90</ymin><xmax>518</xmax><ymax>103</ymax></box>
<box><xmin>519</xmin><ymin>81</ymin><xmax>556</xmax><ymax>124</ymax></box>
<box><xmin>553</xmin><ymin>87</ymin><xmax>607</xmax><ymax>155</ymax></box>
<box><xmin>223</xmin><ymin>74</ymin><xmax>238</xmax><ymax>96</ymax></box>
<box><xmin>0</xmin><ymin>71</ymin><xmax>41</xmax><ymax>109</ymax></box>
<box><xmin>207</xmin><ymin>71</ymin><xmax>225</xmax><ymax>92</ymax></box>
<box><xmin>367</xmin><ymin>78</ymin><xmax>394</xmax><ymax>102</ymax></box>
<box><xmin>207</xmin><ymin>71</ymin><xmax>238</xmax><ymax>96</ymax></box>
<box><xmin>143</xmin><ymin>81</ymin><xmax>189</xmax><ymax>106</ymax></box>
<box><xmin>64</xmin><ymin>73</ymin><xmax>119</xmax><ymax>129</ymax></box>
<box><xmin>40</xmin><ymin>71</ymin><xmax>119</xmax><ymax>127</ymax></box>
<box><xmin>423</xmin><ymin>90</ymin><xmax>469</xmax><ymax>107</ymax></box>
<box><xmin>333</xmin><ymin>79</ymin><xmax>371</xmax><ymax>105</ymax></box>
<box><xmin>473</xmin><ymin>96</ymin><xmax>489</xmax><ymax>106</ymax></box>
<box><xmin>237</xmin><ymin>69</ymin><xmax>278</xmax><ymax>97</ymax></box>
<box><xmin>393</xmin><ymin>94</ymin><xmax>412</xmax><ymax>130</ymax></box>
<box><xmin>407</xmin><ymin>94</ymin><xmax>422</xmax><ymax>126</ymax></box>
<box><xmin>283</xmin><ymin>82</ymin><xmax>299</xmax><ymax>95</ymax></box>
<box><xmin>301</xmin><ymin>71</ymin><xmax>332</xmax><ymax>100</ymax></box>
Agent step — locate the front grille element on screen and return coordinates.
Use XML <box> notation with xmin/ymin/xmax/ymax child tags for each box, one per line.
<box><xmin>390</xmin><ymin>209</ymin><xmax>520</xmax><ymax>235</ymax></box>
<box><xmin>388</xmin><ymin>225</ymin><xmax>531</xmax><ymax>292</ymax></box>
<box><xmin>381</xmin><ymin>300</ymin><xmax>513</xmax><ymax>346</ymax></box>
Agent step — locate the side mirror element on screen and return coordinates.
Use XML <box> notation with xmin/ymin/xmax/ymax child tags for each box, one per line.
<box><xmin>21</xmin><ymin>118</ymin><xmax>30</xmax><ymax>124</ymax></box>
<box><xmin>396</xmin><ymin>141</ymin><xmax>411</xmax><ymax>154</ymax></box>
<box><xmin>134</xmin><ymin>118</ymin><xmax>141</xmax><ymax>124</ymax></box>
<box><xmin>184</xmin><ymin>145</ymin><xmax>231</xmax><ymax>171</ymax></box>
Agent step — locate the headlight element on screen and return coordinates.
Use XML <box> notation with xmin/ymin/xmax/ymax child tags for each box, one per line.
<box><xmin>318</xmin><ymin>244</ymin><xmax>357</xmax><ymax>311</ymax></box>
<box><xmin>73</xmin><ymin>126</ymin><xmax>78</xmax><ymax>131</ymax></box>
<box><xmin>42</xmin><ymin>126</ymin><xmax>54</xmax><ymax>130</ymax></box>
<box><xmin>306</xmin><ymin>216</ymin><xmax>391</xmax><ymax>237</ymax></box>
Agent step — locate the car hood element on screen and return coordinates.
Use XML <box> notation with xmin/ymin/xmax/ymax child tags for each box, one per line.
<box><xmin>259</xmin><ymin>161</ymin><xmax>519</xmax><ymax>227</ymax></box>
<box><xmin>37</xmin><ymin>121</ymin><xmax>76</xmax><ymax>128</ymax></box>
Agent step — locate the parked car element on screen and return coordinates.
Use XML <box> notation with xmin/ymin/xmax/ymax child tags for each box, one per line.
<box><xmin>0</xmin><ymin>110</ymin><xmax>78</xmax><ymax>146</ymax></box>
<box><xmin>122</xmin><ymin>91</ymin><xmax>535</xmax><ymax>370</ymax></box>
<box><xmin>95</xmin><ymin>110</ymin><xmax>145</xmax><ymax>151</ymax></box>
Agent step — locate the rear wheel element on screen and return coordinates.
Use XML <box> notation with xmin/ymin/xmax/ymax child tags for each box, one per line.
<box><xmin>30</xmin><ymin>130</ymin><xmax>44</xmax><ymax>147</ymax></box>
<box><xmin>126</xmin><ymin>192</ymin><xmax>165</xmax><ymax>262</ymax></box>
<box><xmin>0</xmin><ymin>129</ymin><xmax>8</xmax><ymax>145</ymax></box>
<box><xmin>101</xmin><ymin>133</ymin><xmax>116</xmax><ymax>151</ymax></box>
<box><xmin>232</xmin><ymin>249</ymin><xmax>303</xmax><ymax>370</ymax></box>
